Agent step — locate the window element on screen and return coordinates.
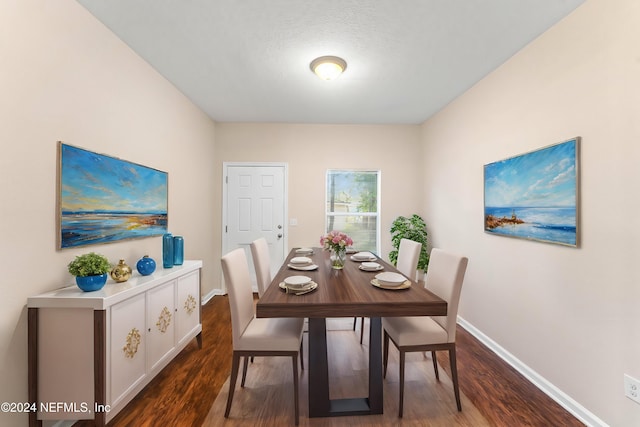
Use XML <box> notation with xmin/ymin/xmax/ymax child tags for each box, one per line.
<box><xmin>325</xmin><ymin>170</ymin><xmax>380</xmax><ymax>254</ymax></box>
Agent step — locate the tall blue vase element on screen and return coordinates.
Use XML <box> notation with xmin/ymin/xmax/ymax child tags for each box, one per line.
<box><xmin>162</xmin><ymin>233</ymin><xmax>174</xmax><ymax>268</ymax></box>
<box><xmin>173</xmin><ymin>236</ymin><xmax>184</xmax><ymax>265</ymax></box>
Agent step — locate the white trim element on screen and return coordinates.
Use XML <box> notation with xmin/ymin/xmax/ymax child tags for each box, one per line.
<box><xmin>457</xmin><ymin>316</ymin><xmax>609</xmax><ymax>427</ymax></box>
<box><xmin>324</xmin><ymin>169</ymin><xmax>381</xmax><ymax>254</ymax></box>
<box><xmin>202</xmin><ymin>288</ymin><xmax>223</xmax><ymax>305</ymax></box>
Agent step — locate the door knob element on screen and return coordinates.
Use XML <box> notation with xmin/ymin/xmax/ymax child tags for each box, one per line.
<box><xmin>277</xmin><ymin>233</ymin><xmax>283</xmax><ymax>239</ymax></box>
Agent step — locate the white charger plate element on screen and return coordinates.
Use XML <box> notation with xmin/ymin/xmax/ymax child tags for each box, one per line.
<box><xmin>370</xmin><ymin>279</ymin><xmax>411</xmax><ymax>290</ymax></box>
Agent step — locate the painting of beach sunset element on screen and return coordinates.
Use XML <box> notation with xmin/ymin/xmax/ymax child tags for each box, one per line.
<box><xmin>484</xmin><ymin>138</ymin><xmax>579</xmax><ymax>247</ymax></box>
<box><xmin>58</xmin><ymin>143</ymin><xmax>168</xmax><ymax>248</ymax></box>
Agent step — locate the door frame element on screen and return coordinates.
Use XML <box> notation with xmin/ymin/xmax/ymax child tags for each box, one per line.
<box><xmin>221</xmin><ymin>162</ymin><xmax>289</xmax><ymax>292</ymax></box>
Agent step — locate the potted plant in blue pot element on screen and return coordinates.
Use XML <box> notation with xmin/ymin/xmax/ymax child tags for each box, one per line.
<box><xmin>67</xmin><ymin>252</ymin><xmax>112</xmax><ymax>292</ymax></box>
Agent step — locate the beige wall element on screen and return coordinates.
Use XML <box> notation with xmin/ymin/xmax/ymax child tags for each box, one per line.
<box><xmin>214</xmin><ymin>123</ymin><xmax>423</xmax><ymax>261</ymax></box>
<box><xmin>3</xmin><ymin>0</ymin><xmax>637</xmax><ymax>426</ymax></box>
<box><xmin>0</xmin><ymin>2</ymin><xmax>217</xmax><ymax>426</ymax></box>
<box><xmin>421</xmin><ymin>0</ymin><xmax>640</xmax><ymax>425</ymax></box>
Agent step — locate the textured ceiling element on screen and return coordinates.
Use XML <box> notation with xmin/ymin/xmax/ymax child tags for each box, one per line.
<box><xmin>77</xmin><ymin>0</ymin><xmax>584</xmax><ymax>124</ymax></box>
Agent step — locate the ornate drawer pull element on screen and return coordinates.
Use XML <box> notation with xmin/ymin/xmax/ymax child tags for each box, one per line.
<box><xmin>156</xmin><ymin>306</ymin><xmax>172</xmax><ymax>333</ymax></box>
<box><xmin>123</xmin><ymin>328</ymin><xmax>141</xmax><ymax>358</ymax></box>
<box><xmin>184</xmin><ymin>294</ymin><xmax>197</xmax><ymax>314</ymax></box>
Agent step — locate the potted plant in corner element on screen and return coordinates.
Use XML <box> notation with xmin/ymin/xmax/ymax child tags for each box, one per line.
<box><xmin>67</xmin><ymin>252</ymin><xmax>112</xmax><ymax>292</ymax></box>
<box><xmin>389</xmin><ymin>214</ymin><xmax>430</xmax><ymax>275</ymax></box>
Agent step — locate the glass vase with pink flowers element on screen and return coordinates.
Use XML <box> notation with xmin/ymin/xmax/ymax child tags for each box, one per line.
<box><xmin>320</xmin><ymin>230</ymin><xmax>353</xmax><ymax>269</ymax></box>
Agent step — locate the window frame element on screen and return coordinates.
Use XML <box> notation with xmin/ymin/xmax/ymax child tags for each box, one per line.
<box><xmin>324</xmin><ymin>169</ymin><xmax>381</xmax><ymax>254</ymax></box>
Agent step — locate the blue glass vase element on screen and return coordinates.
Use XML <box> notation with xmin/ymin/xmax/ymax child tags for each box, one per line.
<box><xmin>162</xmin><ymin>233</ymin><xmax>174</xmax><ymax>268</ymax></box>
<box><xmin>136</xmin><ymin>255</ymin><xmax>156</xmax><ymax>276</ymax></box>
<box><xmin>173</xmin><ymin>236</ymin><xmax>184</xmax><ymax>265</ymax></box>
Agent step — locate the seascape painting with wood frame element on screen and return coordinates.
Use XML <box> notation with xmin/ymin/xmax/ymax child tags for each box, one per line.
<box><xmin>58</xmin><ymin>142</ymin><xmax>168</xmax><ymax>249</ymax></box>
<box><xmin>483</xmin><ymin>137</ymin><xmax>579</xmax><ymax>247</ymax></box>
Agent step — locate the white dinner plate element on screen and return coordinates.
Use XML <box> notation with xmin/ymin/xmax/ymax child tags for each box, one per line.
<box><xmin>279</xmin><ymin>281</ymin><xmax>318</xmax><ymax>294</ymax></box>
<box><xmin>295</xmin><ymin>247</ymin><xmax>314</xmax><ymax>255</ymax></box>
<box><xmin>288</xmin><ymin>263</ymin><xmax>318</xmax><ymax>271</ymax></box>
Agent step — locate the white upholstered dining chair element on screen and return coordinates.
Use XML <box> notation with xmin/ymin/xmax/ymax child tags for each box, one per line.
<box><xmin>395</xmin><ymin>238</ymin><xmax>422</xmax><ymax>282</ymax></box>
<box><xmin>382</xmin><ymin>248</ymin><xmax>468</xmax><ymax>417</ymax></box>
<box><xmin>354</xmin><ymin>238</ymin><xmax>422</xmax><ymax>343</ymax></box>
<box><xmin>221</xmin><ymin>248</ymin><xmax>305</xmax><ymax>425</ymax></box>
<box><xmin>250</xmin><ymin>237</ymin><xmax>271</xmax><ymax>298</ymax></box>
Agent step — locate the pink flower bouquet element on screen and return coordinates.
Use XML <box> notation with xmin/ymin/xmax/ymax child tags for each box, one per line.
<box><xmin>320</xmin><ymin>230</ymin><xmax>353</xmax><ymax>252</ymax></box>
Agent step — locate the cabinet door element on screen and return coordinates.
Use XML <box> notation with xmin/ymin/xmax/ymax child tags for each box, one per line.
<box><xmin>176</xmin><ymin>270</ymin><xmax>201</xmax><ymax>346</ymax></box>
<box><xmin>146</xmin><ymin>280</ymin><xmax>176</xmax><ymax>372</ymax></box>
<box><xmin>110</xmin><ymin>293</ymin><xmax>146</xmax><ymax>407</ymax></box>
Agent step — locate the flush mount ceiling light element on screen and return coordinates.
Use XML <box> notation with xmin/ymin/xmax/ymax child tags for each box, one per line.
<box><xmin>310</xmin><ymin>56</ymin><xmax>347</xmax><ymax>80</ymax></box>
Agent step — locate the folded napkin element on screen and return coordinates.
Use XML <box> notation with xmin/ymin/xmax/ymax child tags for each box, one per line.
<box><xmin>352</xmin><ymin>251</ymin><xmax>376</xmax><ymax>260</ymax></box>
<box><xmin>290</xmin><ymin>256</ymin><xmax>313</xmax><ymax>265</ymax></box>
<box><xmin>360</xmin><ymin>261</ymin><xmax>382</xmax><ymax>271</ymax></box>
<box><xmin>284</xmin><ymin>275</ymin><xmax>312</xmax><ymax>289</ymax></box>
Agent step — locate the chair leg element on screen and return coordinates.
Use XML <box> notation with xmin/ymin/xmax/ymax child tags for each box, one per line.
<box><xmin>449</xmin><ymin>345</ymin><xmax>462</xmax><ymax>411</ymax></box>
<box><xmin>432</xmin><ymin>350</ymin><xmax>439</xmax><ymax>380</ymax></box>
<box><xmin>300</xmin><ymin>339</ymin><xmax>304</xmax><ymax>371</ymax></box>
<box><xmin>359</xmin><ymin>317</ymin><xmax>365</xmax><ymax>344</ymax></box>
<box><xmin>353</xmin><ymin>317</ymin><xmax>357</xmax><ymax>330</ymax></box>
<box><xmin>383</xmin><ymin>330</ymin><xmax>390</xmax><ymax>378</ymax></box>
<box><xmin>292</xmin><ymin>354</ymin><xmax>300</xmax><ymax>425</ymax></box>
<box><xmin>399</xmin><ymin>350</ymin><xmax>406</xmax><ymax>418</ymax></box>
<box><xmin>224</xmin><ymin>352</ymin><xmax>241</xmax><ymax>418</ymax></box>
<box><xmin>241</xmin><ymin>355</ymin><xmax>250</xmax><ymax>387</ymax></box>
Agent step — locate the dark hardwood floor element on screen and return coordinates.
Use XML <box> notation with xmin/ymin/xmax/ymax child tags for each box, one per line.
<box><xmin>76</xmin><ymin>295</ymin><xmax>583</xmax><ymax>426</ymax></box>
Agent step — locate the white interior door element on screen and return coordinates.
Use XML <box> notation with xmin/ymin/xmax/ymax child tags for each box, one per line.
<box><xmin>223</xmin><ymin>163</ymin><xmax>287</xmax><ymax>292</ymax></box>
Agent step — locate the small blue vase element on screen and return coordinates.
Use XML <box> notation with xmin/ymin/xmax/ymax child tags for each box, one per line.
<box><xmin>162</xmin><ymin>233</ymin><xmax>174</xmax><ymax>268</ymax></box>
<box><xmin>76</xmin><ymin>274</ymin><xmax>108</xmax><ymax>292</ymax></box>
<box><xmin>136</xmin><ymin>255</ymin><xmax>156</xmax><ymax>276</ymax></box>
<box><xmin>173</xmin><ymin>236</ymin><xmax>184</xmax><ymax>265</ymax></box>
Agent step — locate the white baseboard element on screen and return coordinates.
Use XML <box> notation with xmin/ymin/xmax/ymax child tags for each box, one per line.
<box><xmin>457</xmin><ymin>316</ymin><xmax>608</xmax><ymax>427</ymax></box>
<box><xmin>202</xmin><ymin>288</ymin><xmax>224</xmax><ymax>305</ymax></box>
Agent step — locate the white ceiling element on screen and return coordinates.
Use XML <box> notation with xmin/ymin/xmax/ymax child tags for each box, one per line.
<box><xmin>77</xmin><ymin>0</ymin><xmax>584</xmax><ymax>125</ymax></box>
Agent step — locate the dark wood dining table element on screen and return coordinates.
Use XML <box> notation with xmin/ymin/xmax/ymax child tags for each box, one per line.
<box><xmin>256</xmin><ymin>247</ymin><xmax>447</xmax><ymax>418</ymax></box>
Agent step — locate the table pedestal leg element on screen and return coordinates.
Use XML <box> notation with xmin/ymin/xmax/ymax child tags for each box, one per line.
<box><xmin>368</xmin><ymin>317</ymin><xmax>383</xmax><ymax>414</ymax></box>
<box><xmin>308</xmin><ymin>317</ymin><xmax>384</xmax><ymax>417</ymax></box>
<box><xmin>308</xmin><ymin>318</ymin><xmax>330</xmax><ymax>416</ymax></box>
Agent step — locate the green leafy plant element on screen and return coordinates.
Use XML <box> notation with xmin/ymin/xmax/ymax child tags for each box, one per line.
<box><xmin>67</xmin><ymin>252</ymin><xmax>111</xmax><ymax>277</ymax></box>
<box><xmin>389</xmin><ymin>214</ymin><xmax>430</xmax><ymax>271</ymax></box>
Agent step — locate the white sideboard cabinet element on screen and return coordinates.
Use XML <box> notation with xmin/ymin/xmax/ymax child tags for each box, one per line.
<box><xmin>27</xmin><ymin>260</ymin><xmax>203</xmax><ymax>427</ymax></box>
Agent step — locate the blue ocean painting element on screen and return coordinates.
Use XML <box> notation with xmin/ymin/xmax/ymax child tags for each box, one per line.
<box><xmin>484</xmin><ymin>138</ymin><xmax>578</xmax><ymax>246</ymax></box>
<box><xmin>59</xmin><ymin>143</ymin><xmax>168</xmax><ymax>248</ymax></box>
